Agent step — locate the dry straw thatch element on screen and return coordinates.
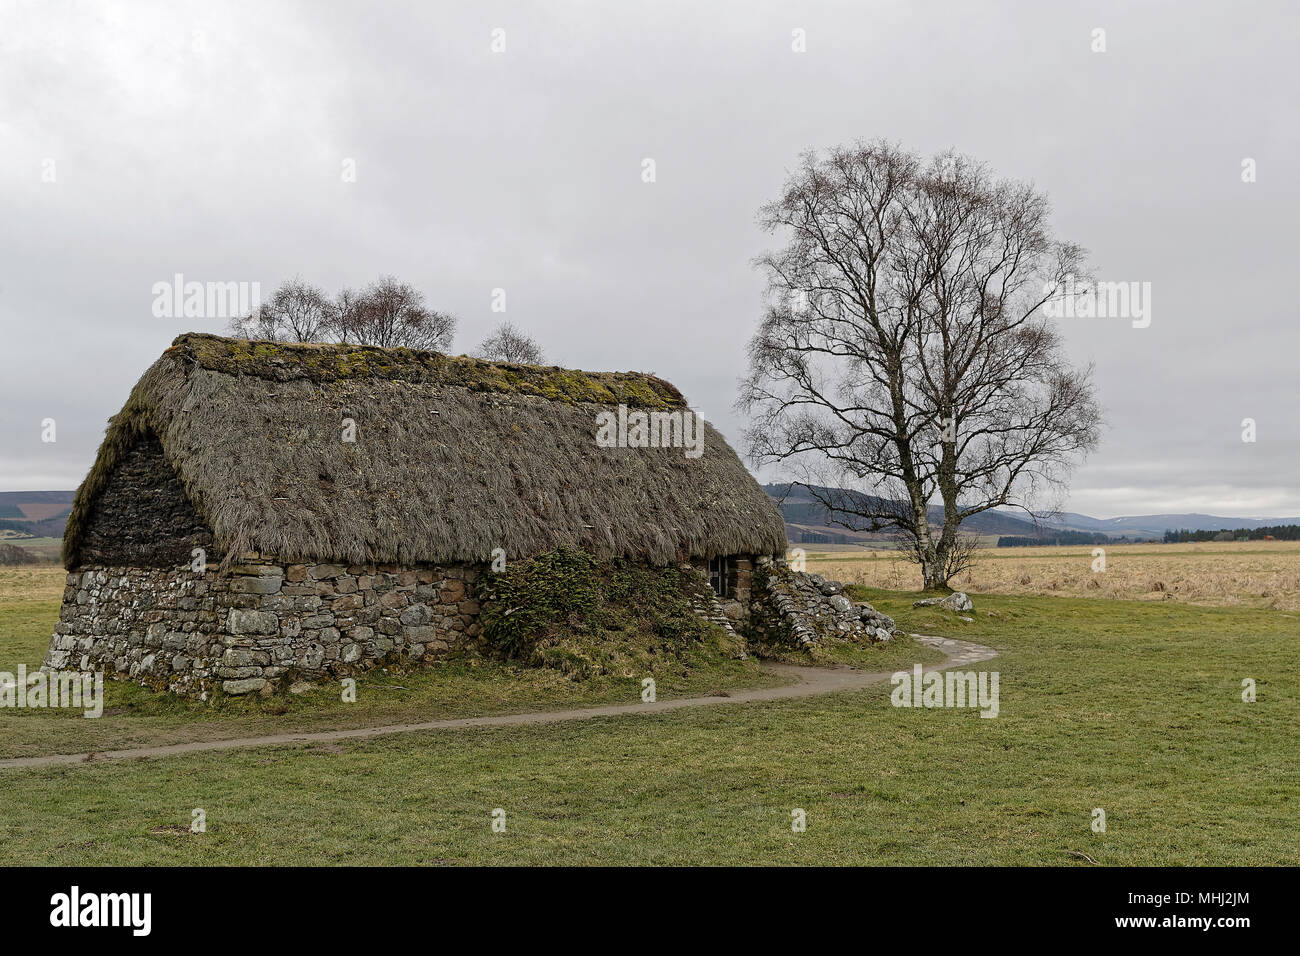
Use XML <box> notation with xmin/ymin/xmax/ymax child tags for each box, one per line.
<box><xmin>64</xmin><ymin>334</ymin><xmax>786</xmax><ymax>569</ymax></box>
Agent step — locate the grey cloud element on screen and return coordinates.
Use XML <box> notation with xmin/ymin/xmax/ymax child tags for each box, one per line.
<box><xmin>2</xmin><ymin>0</ymin><xmax>1296</xmax><ymax>517</ymax></box>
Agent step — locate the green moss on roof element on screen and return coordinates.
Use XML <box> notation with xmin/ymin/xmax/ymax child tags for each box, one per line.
<box><xmin>169</xmin><ymin>333</ymin><xmax>685</xmax><ymax>409</ymax></box>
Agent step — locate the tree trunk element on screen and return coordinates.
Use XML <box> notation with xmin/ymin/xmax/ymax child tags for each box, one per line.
<box><xmin>907</xmin><ymin>489</ymin><xmax>951</xmax><ymax>591</ymax></box>
<box><xmin>906</xmin><ymin>481</ymin><xmax>945</xmax><ymax>590</ymax></box>
<box><xmin>921</xmin><ymin>549</ymin><xmax>950</xmax><ymax>591</ymax></box>
<box><xmin>928</xmin><ymin>409</ymin><xmax>961</xmax><ymax>592</ymax></box>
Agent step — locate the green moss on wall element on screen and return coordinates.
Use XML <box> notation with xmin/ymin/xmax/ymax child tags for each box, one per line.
<box><xmin>476</xmin><ymin>549</ymin><xmax>740</xmax><ymax>678</ymax></box>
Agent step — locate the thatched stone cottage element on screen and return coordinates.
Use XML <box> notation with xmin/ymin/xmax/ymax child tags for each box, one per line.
<box><xmin>47</xmin><ymin>334</ymin><xmax>790</xmax><ymax>697</ymax></box>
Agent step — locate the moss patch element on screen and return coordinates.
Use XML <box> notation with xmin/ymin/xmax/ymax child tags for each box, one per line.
<box><xmin>476</xmin><ymin>549</ymin><xmax>745</xmax><ymax>680</ymax></box>
<box><xmin>173</xmin><ymin>333</ymin><xmax>684</xmax><ymax>408</ymax></box>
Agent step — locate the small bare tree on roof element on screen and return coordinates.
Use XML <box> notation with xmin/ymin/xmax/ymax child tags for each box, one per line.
<box><xmin>229</xmin><ymin>276</ymin><xmax>332</xmax><ymax>342</ymax></box>
<box><xmin>476</xmin><ymin>321</ymin><xmax>546</xmax><ymax>364</ymax></box>
<box><xmin>229</xmin><ymin>276</ymin><xmax>457</xmax><ymax>352</ymax></box>
<box><xmin>335</xmin><ymin>275</ymin><xmax>457</xmax><ymax>350</ymax></box>
<box><xmin>739</xmin><ymin>141</ymin><xmax>1102</xmax><ymax>590</ymax></box>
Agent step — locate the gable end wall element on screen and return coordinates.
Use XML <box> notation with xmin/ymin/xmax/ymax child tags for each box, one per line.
<box><xmin>75</xmin><ymin>436</ymin><xmax>215</xmax><ymax>568</ymax></box>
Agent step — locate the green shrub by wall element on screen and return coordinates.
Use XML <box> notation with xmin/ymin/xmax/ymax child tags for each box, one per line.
<box><xmin>476</xmin><ymin>549</ymin><xmax>731</xmax><ymax>678</ymax></box>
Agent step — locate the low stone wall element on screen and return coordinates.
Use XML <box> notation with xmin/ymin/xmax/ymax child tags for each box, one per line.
<box><xmin>46</xmin><ymin>556</ymin><xmax>482</xmax><ymax>698</ymax></box>
<box><xmin>47</xmin><ymin>551</ymin><xmax>861</xmax><ymax>699</ymax></box>
<box><xmin>747</xmin><ymin>564</ymin><xmax>899</xmax><ymax>648</ymax></box>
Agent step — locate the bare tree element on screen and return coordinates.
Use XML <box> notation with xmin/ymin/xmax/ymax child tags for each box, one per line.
<box><xmin>229</xmin><ymin>275</ymin><xmax>458</xmax><ymax>352</ymax></box>
<box><xmin>334</xmin><ymin>275</ymin><xmax>457</xmax><ymax>350</ymax></box>
<box><xmin>229</xmin><ymin>276</ymin><xmax>333</xmax><ymax>342</ymax></box>
<box><xmin>329</xmin><ymin>285</ymin><xmax>363</xmax><ymax>343</ymax></box>
<box><xmin>739</xmin><ymin>141</ymin><xmax>1101</xmax><ymax>590</ymax></box>
<box><xmin>476</xmin><ymin>321</ymin><xmax>546</xmax><ymax>364</ymax></box>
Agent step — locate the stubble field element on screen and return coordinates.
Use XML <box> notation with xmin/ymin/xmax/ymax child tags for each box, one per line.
<box><xmin>806</xmin><ymin>540</ymin><xmax>1300</xmax><ymax>612</ymax></box>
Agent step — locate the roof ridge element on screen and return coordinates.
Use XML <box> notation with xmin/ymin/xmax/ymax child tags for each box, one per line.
<box><xmin>167</xmin><ymin>333</ymin><xmax>687</xmax><ymax>408</ymax></box>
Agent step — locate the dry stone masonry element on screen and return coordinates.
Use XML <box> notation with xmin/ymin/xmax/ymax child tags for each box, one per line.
<box><xmin>746</xmin><ymin>563</ymin><xmax>899</xmax><ymax>648</ymax></box>
<box><xmin>48</xmin><ymin>551</ymin><xmax>903</xmax><ymax>699</ymax></box>
<box><xmin>47</xmin><ymin>556</ymin><xmax>483</xmax><ymax>698</ymax></box>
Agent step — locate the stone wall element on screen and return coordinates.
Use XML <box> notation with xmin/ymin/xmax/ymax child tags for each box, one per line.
<box><xmin>745</xmin><ymin>563</ymin><xmax>899</xmax><ymax>648</ymax></box>
<box><xmin>46</xmin><ymin>549</ymin><xmax>828</xmax><ymax>700</ymax></box>
<box><xmin>46</xmin><ymin>555</ymin><xmax>482</xmax><ymax>698</ymax></box>
<box><xmin>690</xmin><ymin>553</ymin><xmax>763</xmax><ymax>624</ymax></box>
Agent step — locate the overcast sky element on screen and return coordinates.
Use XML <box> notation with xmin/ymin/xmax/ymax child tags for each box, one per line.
<box><xmin>2</xmin><ymin>0</ymin><xmax>1297</xmax><ymax>517</ymax></box>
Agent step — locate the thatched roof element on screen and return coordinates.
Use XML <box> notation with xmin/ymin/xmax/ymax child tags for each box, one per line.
<box><xmin>64</xmin><ymin>334</ymin><xmax>786</xmax><ymax>569</ymax></box>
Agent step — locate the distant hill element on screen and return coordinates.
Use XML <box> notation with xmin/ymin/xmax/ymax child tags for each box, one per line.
<box><xmin>764</xmin><ymin>483</ymin><xmax>1048</xmax><ymax>545</ymax></box>
<box><xmin>0</xmin><ymin>490</ymin><xmax>74</xmax><ymax>540</ymax></box>
<box><xmin>764</xmin><ymin>483</ymin><xmax>1300</xmax><ymax>545</ymax></box>
<box><xmin>1041</xmin><ymin>511</ymin><xmax>1300</xmax><ymax>538</ymax></box>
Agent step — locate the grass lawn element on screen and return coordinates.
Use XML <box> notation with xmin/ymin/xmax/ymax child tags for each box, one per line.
<box><xmin>1</xmin><ymin>583</ymin><xmax>1295</xmax><ymax>865</ymax></box>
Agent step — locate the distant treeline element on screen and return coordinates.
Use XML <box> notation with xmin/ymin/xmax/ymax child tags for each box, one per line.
<box><xmin>798</xmin><ymin>530</ymin><xmax>855</xmax><ymax>544</ymax></box>
<box><xmin>997</xmin><ymin>531</ymin><xmax>1121</xmax><ymax>547</ymax></box>
<box><xmin>1163</xmin><ymin>525</ymin><xmax>1300</xmax><ymax>543</ymax></box>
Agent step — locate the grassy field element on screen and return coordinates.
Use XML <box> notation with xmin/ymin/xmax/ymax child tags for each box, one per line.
<box><xmin>1</xmin><ymin>560</ymin><xmax>1296</xmax><ymax>865</ymax></box>
<box><xmin>807</xmin><ymin>539</ymin><xmax>1300</xmax><ymax>611</ymax></box>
